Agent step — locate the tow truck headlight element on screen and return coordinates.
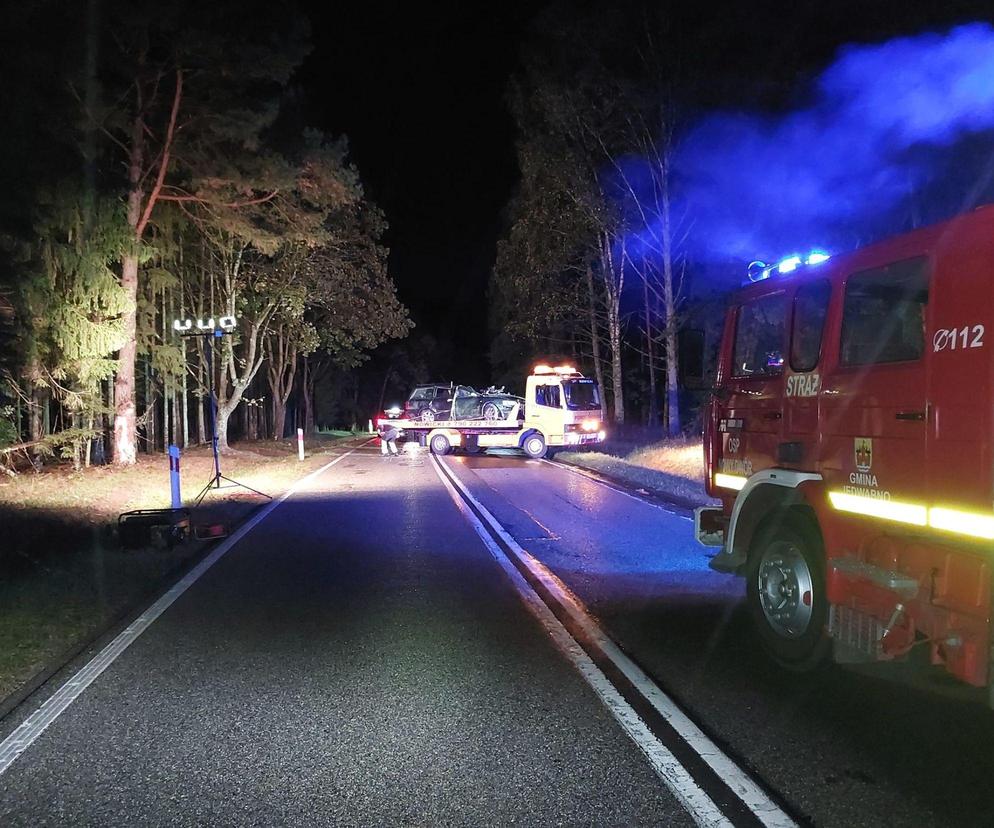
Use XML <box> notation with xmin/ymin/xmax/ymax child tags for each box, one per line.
<box><xmin>581</xmin><ymin>419</ymin><xmax>599</xmax><ymax>432</ymax></box>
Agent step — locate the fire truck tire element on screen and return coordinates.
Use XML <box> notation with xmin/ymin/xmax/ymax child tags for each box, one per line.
<box><xmin>746</xmin><ymin>511</ymin><xmax>831</xmax><ymax>671</ymax></box>
<box><xmin>430</xmin><ymin>434</ymin><xmax>451</xmax><ymax>455</ymax></box>
<box><xmin>523</xmin><ymin>433</ymin><xmax>548</xmax><ymax>459</ymax></box>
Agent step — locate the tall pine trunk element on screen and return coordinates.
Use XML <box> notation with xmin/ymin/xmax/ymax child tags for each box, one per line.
<box><xmin>113</xmin><ymin>255</ymin><xmax>139</xmax><ymax>463</ymax></box>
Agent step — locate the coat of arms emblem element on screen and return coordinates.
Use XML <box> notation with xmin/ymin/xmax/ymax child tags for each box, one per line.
<box><xmin>854</xmin><ymin>437</ymin><xmax>872</xmax><ymax>473</ymax></box>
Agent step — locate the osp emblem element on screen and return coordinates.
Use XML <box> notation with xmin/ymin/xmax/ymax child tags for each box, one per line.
<box><xmin>854</xmin><ymin>437</ymin><xmax>872</xmax><ymax>473</ymax></box>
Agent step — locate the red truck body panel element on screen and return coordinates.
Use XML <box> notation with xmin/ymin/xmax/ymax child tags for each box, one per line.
<box><xmin>707</xmin><ymin>205</ymin><xmax>994</xmax><ymax>686</ymax></box>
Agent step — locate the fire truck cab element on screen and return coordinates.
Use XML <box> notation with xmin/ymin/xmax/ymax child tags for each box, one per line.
<box><xmin>697</xmin><ymin>205</ymin><xmax>994</xmax><ymax>690</ymax></box>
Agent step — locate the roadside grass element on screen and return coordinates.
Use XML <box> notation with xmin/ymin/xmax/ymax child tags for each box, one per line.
<box><xmin>0</xmin><ymin>432</ymin><xmax>367</xmax><ymax>705</ymax></box>
<box><xmin>556</xmin><ymin>430</ymin><xmax>717</xmax><ymax>508</ymax></box>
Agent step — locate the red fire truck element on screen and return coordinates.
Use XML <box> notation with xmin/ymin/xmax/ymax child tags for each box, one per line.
<box><xmin>696</xmin><ymin>205</ymin><xmax>994</xmax><ymax>693</ymax></box>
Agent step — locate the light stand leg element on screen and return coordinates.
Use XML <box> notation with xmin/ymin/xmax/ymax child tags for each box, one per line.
<box><xmin>190</xmin><ymin>329</ymin><xmax>272</xmax><ymax>506</ymax></box>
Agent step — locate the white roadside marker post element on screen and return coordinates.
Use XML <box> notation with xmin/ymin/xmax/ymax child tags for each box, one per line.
<box><xmin>168</xmin><ymin>445</ymin><xmax>182</xmax><ymax>508</ymax></box>
<box><xmin>297</xmin><ymin>428</ymin><xmax>305</xmax><ymax>461</ymax></box>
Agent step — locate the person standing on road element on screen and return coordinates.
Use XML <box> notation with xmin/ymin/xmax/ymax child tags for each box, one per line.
<box><xmin>379</xmin><ymin>423</ymin><xmax>401</xmax><ymax>456</ymax></box>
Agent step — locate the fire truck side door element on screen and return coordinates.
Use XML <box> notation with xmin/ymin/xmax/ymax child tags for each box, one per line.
<box><xmin>924</xmin><ymin>231</ymin><xmax>994</xmax><ymax>512</ymax></box>
<box><xmin>820</xmin><ymin>258</ymin><xmax>930</xmax><ymax>504</ymax></box>
<box><xmin>723</xmin><ymin>291</ymin><xmax>788</xmax><ymax>483</ymax></box>
<box><xmin>781</xmin><ymin>279</ymin><xmax>832</xmax><ymax>469</ymax></box>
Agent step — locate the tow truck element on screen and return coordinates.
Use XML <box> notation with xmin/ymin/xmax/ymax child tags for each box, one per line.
<box><xmin>380</xmin><ymin>365</ymin><xmax>605</xmax><ymax>459</ymax></box>
<box><xmin>696</xmin><ymin>205</ymin><xmax>994</xmax><ymax>696</ymax></box>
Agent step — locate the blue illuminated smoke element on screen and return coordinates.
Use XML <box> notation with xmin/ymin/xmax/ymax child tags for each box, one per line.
<box><xmin>671</xmin><ymin>23</ymin><xmax>994</xmax><ymax>261</ymax></box>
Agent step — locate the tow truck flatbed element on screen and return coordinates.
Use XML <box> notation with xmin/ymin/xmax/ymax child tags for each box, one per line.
<box><xmin>381</xmin><ymin>417</ymin><xmax>525</xmax><ymax>434</ymax></box>
<box><xmin>380</xmin><ymin>364</ymin><xmax>606</xmax><ymax>459</ymax></box>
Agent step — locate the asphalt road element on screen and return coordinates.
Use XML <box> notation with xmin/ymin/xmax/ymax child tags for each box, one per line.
<box><xmin>443</xmin><ymin>451</ymin><xmax>994</xmax><ymax>828</ymax></box>
<box><xmin>0</xmin><ymin>442</ymin><xmax>692</xmax><ymax>826</ymax></box>
<box><xmin>4</xmin><ymin>440</ymin><xmax>994</xmax><ymax>826</ymax></box>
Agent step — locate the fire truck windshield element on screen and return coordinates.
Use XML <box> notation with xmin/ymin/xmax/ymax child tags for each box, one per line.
<box><xmin>563</xmin><ymin>379</ymin><xmax>601</xmax><ymax>411</ymax></box>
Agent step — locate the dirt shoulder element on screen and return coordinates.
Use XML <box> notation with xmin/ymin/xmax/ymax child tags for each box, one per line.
<box><xmin>555</xmin><ymin>430</ymin><xmax>718</xmax><ymax>509</ymax></box>
<box><xmin>0</xmin><ymin>432</ymin><xmax>369</xmax><ymax>709</ymax></box>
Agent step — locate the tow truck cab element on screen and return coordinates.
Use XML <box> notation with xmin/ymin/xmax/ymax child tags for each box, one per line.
<box><xmin>697</xmin><ymin>205</ymin><xmax>994</xmax><ymax>689</ymax></box>
<box><xmin>525</xmin><ymin>365</ymin><xmax>605</xmax><ymax>451</ymax></box>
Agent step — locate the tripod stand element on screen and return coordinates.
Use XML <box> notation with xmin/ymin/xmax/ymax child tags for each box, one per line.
<box><xmin>184</xmin><ymin>328</ymin><xmax>272</xmax><ymax>507</ymax></box>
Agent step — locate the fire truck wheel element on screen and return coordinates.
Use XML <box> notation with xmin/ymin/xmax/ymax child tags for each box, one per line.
<box><xmin>746</xmin><ymin>512</ymin><xmax>830</xmax><ymax>671</ymax></box>
<box><xmin>523</xmin><ymin>433</ymin><xmax>547</xmax><ymax>459</ymax></box>
<box><xmin>430</xmin><ymin>434</ymin><xmax>451</xmax><ymax>455</ymax></box>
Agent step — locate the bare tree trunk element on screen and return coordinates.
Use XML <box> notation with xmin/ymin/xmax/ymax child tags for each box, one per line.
<box><xmin>585</xmin><ymin>262</ymin><xmax>608</xmax><ymax>422</ymax></box>
<box><xmin>265</xmin><ymin>324</ymin><xmax>298</xmax><ymax>441</ymax></box>
<box><xmin>114</xmin><ymin>254</ymin><xmax>139</xmax><ymax>463</ymax></box>
<box><xmin>660</xmin><ymin>183</ymin><xmax>681</xmax><ymax>437</ymax></box>
<box><xmin>302</xmin><ymin>357</ymin><xmax>313</xmax><ymax>434</ymax></box>
<box><xmin>144</xmin><ymin>357</ymin><xmax>155</xmax><ymax>455</ymax></box>
<box><xmin>215</xmin><ymin>406</ymin><xmax>231</xmax><ymax>454</ymax></box>
<box><xmin>601</xmin><ymin>235</ymin><xmax>625</xmax><ymax>424</ymax></box>
<box><xmin>643</xmin><ymin>267</ymin><xmax>658</xmax><ymax>427</ymax></box>
<box><xmin>114</xmin><ymin>70</ymin><xmax>182</xmax><ymax>464</ymax></box>
<box><xmin>181</xmin><ymin>353</ymin><xmax>190</xmax><ymax>448</ymax></box>
<box><xmin>29</xmin><ymin>389</ymin><xmax>45</xmax><ymax>442</ymax></box>
<box><xmin>272</xmin><ymin>399</ymin><xmax>286</xmax><ymax>441</ymax></box>
<box><xmin>377</xmin><ymin>363</ymin><xmax>392</xmax><ymax>414</ymax></box>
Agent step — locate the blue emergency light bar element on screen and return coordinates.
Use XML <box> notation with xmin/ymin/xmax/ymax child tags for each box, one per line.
<box><xmin>747</xmin><ymin>250</ymin><xmax>831</xmax><ymax>282</ymax></box>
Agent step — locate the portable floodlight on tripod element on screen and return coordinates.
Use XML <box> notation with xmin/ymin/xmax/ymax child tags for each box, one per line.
<box><xmin>175</xmin><ymin>317</ymin><xmax>272</xmax><ymax>507</ymax></box>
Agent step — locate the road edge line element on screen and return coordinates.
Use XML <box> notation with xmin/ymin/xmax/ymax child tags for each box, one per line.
<box><xmin>430</xmin><ymin>455</ymin><xmax>731</xmax><ymax>828</ymax></box>
<box><xmin>435</xmin><ymin>454</ymin><xmax>796</xmax><ymax>828</ymax></box>
<box><xmin>0</xmin><ymin>439</ymin><xmax>374</xmax><ymax>777</ymax></box>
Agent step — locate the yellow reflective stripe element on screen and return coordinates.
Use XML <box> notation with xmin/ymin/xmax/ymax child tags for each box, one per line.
<box><xmin>827</xmin><ymin>491</ymin><xmax>927</xmax><ymax>526</ymax></box>
<box><xmin>714</xmin><ymin>473</ymin><xmax>747</xmax><ymax>491</ymax></box>
<box><xmin>928</xmin><ymin>507</ymin><xmax>994</xmax><ymax>540</ymax></box>
<box><xmin>828</xmin><ymin>493</ymin><xmax>994</xmax><ymax>540</ymax></box>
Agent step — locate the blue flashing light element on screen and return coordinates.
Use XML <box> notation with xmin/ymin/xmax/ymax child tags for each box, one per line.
<box><xmin>747</xmin><ymin>260</ymin><xmax>770</xmax><ymax>282</ymax></box>
<box><xmin>777</xmin><ymin>255</ymin><xmax>802</xmax><ymax>274</ymax></box>
<box><xmin>746</xmin><ymin>249</ymin><xmax>832</xmax><ymax>283</ymax></box>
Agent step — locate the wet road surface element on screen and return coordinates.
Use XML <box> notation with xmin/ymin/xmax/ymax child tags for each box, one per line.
<box><xmin>3</xmin><ymin>440</ymin><xmax>994</xmax><ymax>826</ymax></box>
<box><xmin>444</xmin><ymin>451</ymin><xmax>994</xmax><ymax>828</ymax></box>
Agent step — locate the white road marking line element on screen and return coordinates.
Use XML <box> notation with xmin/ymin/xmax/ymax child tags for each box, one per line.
<box><xmin>435</xmin><ymin>455</ymin><xmax>796</xmax><ymax>828</ymax></box>
<box><xmin>542</xmin><ymin>458</ymin><xmax>696</xmax><ymax>521</ymax></box>
<box><xmin>431</xmin><ymin>457</ymin><xmax>729</xmax><ymax>828</ymax></box>
<box><xmin>0</xmin><ymin>440</ymin><xmax>373</xmax><ymax>777</ymax></box>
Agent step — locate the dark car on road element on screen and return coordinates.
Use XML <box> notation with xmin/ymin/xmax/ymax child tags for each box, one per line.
<box><xmin>404</xmin><ymin>383</ymin><xmax>524</xmax><ymax>422</ymax></box>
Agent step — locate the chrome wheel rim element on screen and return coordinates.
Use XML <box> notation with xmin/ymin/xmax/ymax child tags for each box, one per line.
<box><xmin>431</xmin><ymin>436</ymin><xmax>448</xmax><ymax>453</ymax></box>
<box><xmin>483</xmin><ymin>403</ymin><xmax>499</xmax><ymax>421</ymax></box>
<box><xmin>756</xmin><ymin>541</ymin><xmax>814</xmax><ymax>638</ymax></box>
<box><xmin>526</xmin><ymin>437</ymin><xmax>543</xmax><ymax>455</ymax></box>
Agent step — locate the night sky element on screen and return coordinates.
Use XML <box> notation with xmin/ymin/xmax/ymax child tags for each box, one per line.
<box><xmin>297</xmin><ymin>0</ymin><xmax>994</xmax><ymax>384</ymax></box>
<box><xmin>299</xmin><ymin>1</ymin><xmax>532</xmax><ymax>384</ymax></box>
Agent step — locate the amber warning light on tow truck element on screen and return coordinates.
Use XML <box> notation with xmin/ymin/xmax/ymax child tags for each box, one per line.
<box><xmin>532</xmin><ymin>364</ymin><xmax>578</xmax><ymax>375</ymax></box>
